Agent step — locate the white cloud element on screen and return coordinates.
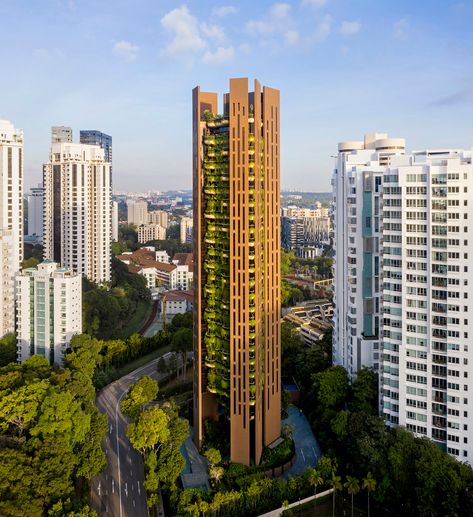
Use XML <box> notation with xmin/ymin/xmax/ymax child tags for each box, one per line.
<box><xmin>285</xmin><ymin>30</ymin><xmax>300</xmax><ymax>46</ymax></box>
<box><xmin>246</xmin><ymin>3</ymin><xmax>293</xmax><ymax>38</ymax></box>
<box><xmin>340</xmin><ymin>20</ymin><xmax>361</xmax><ymax>35</ymax></box>
<box><xmin>301</xmin><ymin>0</ymin><xmax>327</xmax><ymax>7</ymax></box>
<box><xmin>202</xmin><ymin>46</ymin><xmax>235</xmax><ymax>64</ymax></box>
<box><xmin>113</xmin><ymin>41</ymin><xmax>139</xmax><ymax>61</ymax></box>
<box><xmin>201</xmin><ymin>22</ymin><xmax>225</xmax><ymax>42</ymax></box>
<box><xmin>212</xmin><ymin>5</ymin><xmax>237</xmax><ymax>17</ymax></box>
<box><xmin>161</xmin><ymin>5</ymin><xmax>206</xmax><ymax>55</ymax></box>
<box><xmin>394</xmin><ymin>18</ymin><xmax>408</xmax><ymax>40</ymax></box>
<box><xmin>313</xmin><ymin>14</ymin><xmax>332</xmax><ymax>42</ymax></box>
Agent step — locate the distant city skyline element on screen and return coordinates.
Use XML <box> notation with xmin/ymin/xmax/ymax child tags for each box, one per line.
<box><xmin>1</xmin><ymin>1</ymin><xmax>472</xmax><ymax>191</ymax></box>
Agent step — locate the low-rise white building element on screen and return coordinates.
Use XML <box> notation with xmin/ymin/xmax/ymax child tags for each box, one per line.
<box><xmin>117</xmin><ymin>249</ymin><xmax>193</xmax><ymax>291</ymax></box>
<box><xmin>155</xmin><ymin>250</ymin><xmax>171</xmax><ymax>263</ymax></box>
<box><xmin>161</xmin><ymin>290</ymin><xmax>194</xmax><ymax>315</ymax></box>
<box><xmin>16</xmin><ymin>261</ymin><xmax>82</xmax><ymax>365</ymax></box>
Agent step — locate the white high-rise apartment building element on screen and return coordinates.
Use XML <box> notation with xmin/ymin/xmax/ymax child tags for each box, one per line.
<box><xmin>333</xmin><ymin>133</ymin><xmax>405</xmax><ymax>375</ymax></box>
<box><xmin>0</xmin><ymin>119</ymin><xmax>24</xmax><ymax>336</ymax></box>
<box><xmin>27</xmin><ymin>184</ymin><xmax>44</xmax><ymax>239</ymax></box>
<box><xmin>112</xmin><ymin>200</ymin><xmax>119</xmax><ymax>241</ymax></box>
<box><xmin>0</xmin><ymin>230</ymin><xmax>14</xmax><ymax>336</ymax></box>
<box><xmin>16</xmin><ymin>261</ymin><xmax>82</xmax><ymax>365</ymax></box>
<box><xmin>43</xmin><ymin>142</ymin><xmax>112</xmax><ymax>283</ymax></box>
<box><xmin>180</xmin><ymin>216</ymin><xmax>193</xmax><ymax>244</ymax></box>
<box><xmin>127</xmin><ymin>200</ymin><xmax>148</xmax><ymax>226</ymax></box>
<box><xmin>333</xmin><ymin>135</ymin><xmax>473</xmax><ymax>465</ymax></box>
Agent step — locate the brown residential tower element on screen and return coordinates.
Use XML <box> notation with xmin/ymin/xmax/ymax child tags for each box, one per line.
<box><xmin>193</xmin><ymin>78</ymin><xmax>281</xmax><ymax>465</ymax></box>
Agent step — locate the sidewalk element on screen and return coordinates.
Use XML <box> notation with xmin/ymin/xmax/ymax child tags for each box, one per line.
<box><xmin>258</xmin><ymin>488</ymin><xmax>334</xmax><ymax>517</ymax></box>
<box><xmin>180</xmin><ymin>427</ymin><xmax>210</xmax><ymax>490</ymax></box>
<box><xmin>282</xmin><ymin>406</ymin><xmax>321</xmax><ymax>478</ymax></box>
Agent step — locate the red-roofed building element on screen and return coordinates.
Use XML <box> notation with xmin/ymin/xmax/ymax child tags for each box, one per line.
<box><xmin>160</xmin><ymin>290</ymin><xmax>194</xmax><ymax>315</ymax></box>
<box><xmin>117</xmin><ymin>247</ymin><xmax>193</xmax><ymax>291</ymax></box>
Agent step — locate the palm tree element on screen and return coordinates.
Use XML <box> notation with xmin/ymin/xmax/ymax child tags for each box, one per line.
<box><xmin>362</xmin><ymin>472</ymin><xmax>377</xmax><ymax>517</ymax></box>
<box><xmin>329</xmin><ymin>473</ymin><xmax>342</xmax><ymax>517</ymax></box>
<box><xmin>307</xmin><ymin>468</ymin><xmax>324</xmax><ymax>513</ymax></box>
<box><xmin>344</xmin><ymin>476</ymin><xmax>360</xmax><ymax>517</ymax></box>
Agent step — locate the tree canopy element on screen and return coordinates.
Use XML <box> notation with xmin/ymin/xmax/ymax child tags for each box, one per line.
<box><xmin>0</xmin><ymin>349</ymin><xmax>107</xmax><ymax>515</ymax></box>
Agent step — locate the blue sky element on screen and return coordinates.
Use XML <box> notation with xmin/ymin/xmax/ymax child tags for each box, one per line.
<box><xmin>1</xmin><ymin>0</ymin><xmax>473</xmax><ymax>192</ymax></box>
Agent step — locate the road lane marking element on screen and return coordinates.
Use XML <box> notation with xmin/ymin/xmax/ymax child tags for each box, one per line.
<box><xmin>116</xmin><ymin>391</ymin><xmax>127</xmax><ymax>517</ymax></box>
<box><xmin>125</xmin><ymin>482</ymin><xmax>128</xmax><ymax>497</ymax></box>
<box><xmin>301</xmin><ymin>448</ymin><xmax>306</xmax><ymax>462</ymax></box>
<box><xmin>112</xmin><ymin>479</ymin><xmax>115</xmax><ymax>493</ymax></box>
<box><xmin>98</xmin><ymin>481</ymin><xmax>101</xmax><ymax>496</ymax></box>
<box><xmin>133</xmin><ymin>500</ymin><xmax>136</xmax><ymax>508</ymax></box>
<box><xmin>137</xmin><ymin>481</ymin><xmax>141</xmax><ymax>495</ymax></box>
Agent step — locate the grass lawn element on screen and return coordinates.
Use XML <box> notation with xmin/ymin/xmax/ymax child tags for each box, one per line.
<box><xmin>114</xmin><ymin>300</ymin><xmax>153</xmax><ymax>339</ymax></box>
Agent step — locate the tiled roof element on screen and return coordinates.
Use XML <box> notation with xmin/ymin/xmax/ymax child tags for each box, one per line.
<box><xmin>117</xmin><ymin>248</ymin><xmax>176</xmax><ymax>273</ymax></box>
<box><xmin>162</xmin><ymin>290</ymin><xmax>194</xmax><ymax>302</ymax></box>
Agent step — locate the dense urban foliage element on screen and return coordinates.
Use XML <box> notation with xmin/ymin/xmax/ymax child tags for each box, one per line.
<box><xmin>111</xmin><ymin>224</ymin><xmax>139</xmax><ymax>255</ymax></box>
<box><xmin>0</xmin><ymin>333</ymin><xmax>17</xmax><ymax>367</ymax></box>
<box><xmin>82</xmin><ymin>258</ymin><xmax>150</xmax><ymax>339</ymax></box>
<box><xmin>0</xmin><ymin>346</ymin><xmax>106</xmax><ymax>515</ymax></box>
<box><xmin>123</xmin><ymin>376</ymin><xmax>189</xmax><ymax>508</ymax></box>
<box><xmin>281</xmin><ymin>322</ymin><xmax>473</xmax><ymax>516</ymax></box>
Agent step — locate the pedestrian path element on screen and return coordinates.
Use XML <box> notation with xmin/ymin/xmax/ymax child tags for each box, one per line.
<box><xmin>282</xmin><ymin>405</ymin><xmax>321</xmax><ymax>478</ymax></box>
<box><xmin>180</xmin><ymin>427</ymin><xmax>210</xmax><ymax>490</ymax></box>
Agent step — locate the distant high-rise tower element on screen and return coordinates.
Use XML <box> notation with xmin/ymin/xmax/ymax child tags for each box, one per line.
<box><xmin>27</xmin><ymin>184</ymin><xmax>44</xmax><ymax>240</ymax></box>
<box><xmin>180</xmin><ymin>216</ymin><xmax>193</xmax><ymax>244</ymax></box>
<box><xmin>43</xmin><ymin>142</ymin><xmax>112</xmax><ymax>283</ymax></box>
<box><xmin>127</xmin><ymin>200</ymin><xmax>148</xmax><ymax>226</ymax></box>
<box><xmin>80</xmin><ymin>130</ymin><xmax>112</xmax><ymax>162</ymax></box>
<box><xmin>16</xmin><ymin>261</ymin><xmax>82</xmax><ymax>365</ymax></box>
<box><xmin>52</xmin><ymin>126</ymin><xmax>73</xmax><ymax>144</ymax></box>
<box><xmin>0</xmin><ymin>119</ymin><xmax>23</xmax><ymax>336</ymax></box>
<box><xmin>148</xmin><ymin>210</ymin><xmax>168</xmax><ymax>229</ymax></box>
<box><xmin>193</xmin><ymin>78</ymin><xmax>281</xmax><ymax>465</ymax></box>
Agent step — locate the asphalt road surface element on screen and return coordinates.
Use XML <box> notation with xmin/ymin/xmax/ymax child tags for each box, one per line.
<box><xmin>91</xmin><ymin>354</ymin><xmax>173</xmax><ymax>517</ymax></box>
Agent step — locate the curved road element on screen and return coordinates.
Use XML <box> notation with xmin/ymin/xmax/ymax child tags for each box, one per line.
<box><xmin>91</xmin><ymin>353</ymin><xmax>174</xmax><ymax>517</ymax></box>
